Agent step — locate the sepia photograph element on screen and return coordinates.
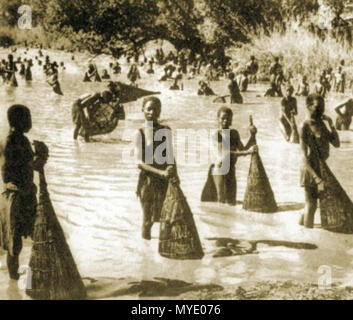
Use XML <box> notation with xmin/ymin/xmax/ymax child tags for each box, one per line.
<box><xmin>1</xmin><ymin>0</ymin><xmax>353</xmax><ymax>306</ymax></box>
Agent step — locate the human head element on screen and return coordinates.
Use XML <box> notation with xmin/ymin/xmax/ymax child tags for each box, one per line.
<box><xmin>306</xmin><ymin>94</ymin><xmax>325</xmax><ymax>120</ymax></box>
<box><xmin>107</xmin><ymin>81</ymin><xmax>120</xmax><ymax>99</ymax></box>
<box><xmin>217</xmin><ymin>106</ymin><xmax>233</xmax><ymax>129</ymax></box>
<box><xmin>142</xmin><ymin>96</ymin><xmax>162</xmax><ymax>121</ymax></box>
<box><xmin>274</xmin><ymin>56</ymin><xmax>279</xmax><ymax>63</ymax></box>
<box><xmin>101</xmin><ymin>90</ymin><xmax>113</xmax><ymax>103</ymax></box>
<box><xmin>228</xmin><ymin>72</ymin><xmax>235</xmax><ymax>80</ymax></box>
<box><xmin>7</xmin><ymin>104</ymin><xmax>32</xmax><ymax>133</ymax></box>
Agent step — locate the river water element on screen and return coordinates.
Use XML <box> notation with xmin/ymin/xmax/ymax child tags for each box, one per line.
<box><xmin>1</xmin><ymin>48</ymin><xmax>353</xmax><ymax>299</ymax></box>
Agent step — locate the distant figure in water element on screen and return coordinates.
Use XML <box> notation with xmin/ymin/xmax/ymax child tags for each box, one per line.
<box><xmin>296</xmin><ymin>75</ymin><xmax>310</xmax><ymax>96</ymax></box>
<box><xmin>46</xmin><ymin>63</ymin><xmax>63</xmax><ymax>95</ymax></box>
<box><xmin>0</xmin><ymin>105</ymin><xmax>48</xmax><ymax>280</ymax></box>
<box><xmin>314</xmin><ymin>75</ymin><xmax>326</xmax><ymax>98</ymax></box>
<box><xmin>279</xmin><ymin>85</ymin><xmax>298</xmax><ymax>142</ymax></box>
<box><xmin>127</xmin><ymin>63</ymin><xmax>141</xmax><ymax>87</ymax></box>
<box><xmin>236</xmin><ymin>70</ymin><xmax>249</xmax><ymax>92</ymax></box>
<box><xmin>83</xmin><ymin>64</ymin><xmax>101</xmax><ymax>82</ymax></box>
<box><xmin>19</xmin><ymin>63</ymin><xmax>25</xmax><ymax>78</ymax></box>
<box><xmin>5</xmin><ymin>54</ymin><xmax>18</xmax><ymax>87</ymax></box>
<box><xmin>264</xmin><ymin>82</ymin><xmax>278</xmax><ymax>97</ymax></box>
<box><xmin>25</xmin><ymin>60</ymin><xmax>32</xmax><ymax>81</ymax></box>
<box><xmin>299</xmin><ymin>94</ymin><xmax>340</xmax><ymax>228</ymax></box>
<box><xmin>202</xmin><ymin>107</ymin><xmax>257</xmax><ymax>205</ymax></box>
<box><xmin>228</xmin><ymin>72</ymin><xmax>243</xmax><ymax>104</ymax></box>
<box><xmin>334</xmin><ymin>65</ymin><xmax>346</xmax><ymax>93</ymax></box>
<box><xmin>269</xmin><ymin>56</ymin><xmax>284</xmax><ymax>97</ymax></box>
<box><xmin>146</xmin><ymin>58</ymin><xmax>155</xmax><ymax>74</ymax></box>
<box><xmin>335</xmin><ymin>99</ymin><xmax>353</xmax><ymax>131</ymax></box>
<box><xmin>101</xmin><ymin>69</ymin><xmax>111</xmax><ymax>80</ymax></box>
<box><xmin>112</xmin><ymin>62</ymin><xmax>121</xmax><ymax>74</ymax></box>
<box><xmin>197</xmin><ymin>80</ymin><xmax>215</xmax><ymax>96</ymax></box>
<box><xmin>246</xmin><ymin>55</ymin><xmax>259</xmax><ymax>84</ymax></box>
<box><xmin>169</xmin><ymin>67</ymin><xmax>183</xmax><ymax>91</ymax></box>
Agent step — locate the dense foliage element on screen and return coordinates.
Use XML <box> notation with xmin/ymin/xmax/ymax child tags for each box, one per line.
<box><xmin>0</xmin><ymin>0</ymin><xmax>351</xmax><ymax>53</ymax></box>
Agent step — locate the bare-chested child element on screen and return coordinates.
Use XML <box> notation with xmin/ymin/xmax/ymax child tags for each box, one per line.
<box><xmin>279</xmin><ymin>85</ymin><xmax>298</xmax><ymax>141</ymax></box>
<box><xmin>335</xmin><ymin>98</ymin><xmax>353</xmax><ymax>131</ymax></box>
<box><xmin>210</xmin><ymin>107</ymin><xmax>257</xmax><ymax>205</ymax></box>
<box><xmin>299</xmin><ymin>94</ymin><xmax>340</xmax><ymax>228</ymax></box>
<box><xmin>0</xmin><ymin>105</ymin><xmax>48</xmax><ymax>280</ymax></box>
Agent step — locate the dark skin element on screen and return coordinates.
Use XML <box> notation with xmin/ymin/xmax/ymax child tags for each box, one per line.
<box><xmin>6</xmin><ymin>113</ymin><xmax>48</xmax><ymax>172</ymax></box>
<box><xmin>280</xmin><ymin>87</ymin><xmax>298</xmax><ymax>141</ymax></box>
<box><xmin>216</xmin><ymin>112</ymin><xmax>258</xmax><ymax>160</ymax></box>
<box><xmin>335</xmin><ymin>99</ymin><xmax>353</xmax><ymax>130</ymax></box>
<box><xmin>300</xmin><ymin>98</ymin><xmax>340</xmax><ymax>228</ymax></box>
<box><xmin>134</xmin><ymin>101</ymin><xmax>174</xmax><ymax>179</ymax></box>
<box><xmin>213</xmin><ymin>112</ymin><xmax>257</xmax><ymax>204</ymax></box>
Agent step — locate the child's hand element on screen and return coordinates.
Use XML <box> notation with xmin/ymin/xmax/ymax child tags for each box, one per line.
<box><xmin>322</xmin><ymin>115</ymin><xmax>333</xmax><ymax>127</ymax></box>
<box><xmin>162</xmin><ymin>166</ymin><xmax>174</xmax><ymax>179</ymax></box>
<box><xmin>33</xmin><ymin>141</ymin><xmax>49</xmax><ymax>170</ymax></box>
<box><xmin>249</xmin><ymin>125</ymin><xmax>257</xmax><ymax>136</ymax></box>
<box><xmin>317</xmin><ymin>179</ymin><xmax>325</xmax><ymax>192</ymax></box>
<box><xmin>250</xmin><ymin>145</ymin><xmax>259</xmax><ymax>154</ymax></box>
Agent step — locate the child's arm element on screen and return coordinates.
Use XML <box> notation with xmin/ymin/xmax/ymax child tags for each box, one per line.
<box><xmin>335</xmin><ymin>100</ymin><xmax>349</xmax><ymax>116</ymax></box>
<box><xmin>80</xmin><ymin>93</ymin><xmax>101</xmax><ymax>109</ymax></box>
<box><xmin>230</xmin><ymin>146</ymin><xmax>257</xmax><ymax>157</ymax></box>
<box><xmin>322</xmin><ymin>115</ymin><xmax>340</xmax><ymax>148</ymax></box>
<box><xmin>300</xmin><ymin>125</ymin><xmax>323</xmax><ymax>185</ymax></box>
<box><xmin>133</xmin><ymin>129</ymin><xmax>172</xmax><ymax>179</ymax></box>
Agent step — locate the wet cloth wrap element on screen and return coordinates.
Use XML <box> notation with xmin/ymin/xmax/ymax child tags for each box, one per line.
<box><xmin>300</xmin><ymin>120</ymin><xmax>331</xmax><ymax>190</ymax></box>
<box><xmin>136</xmin><ymin>125</ymin><xmax>173</xmax><ymax>223</ymax></box>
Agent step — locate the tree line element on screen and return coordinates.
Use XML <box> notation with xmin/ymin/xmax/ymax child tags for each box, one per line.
<box><xmin>0</xmin><ymin>0</ymin><xmax>351</xmax><ymax>54</ymax></box>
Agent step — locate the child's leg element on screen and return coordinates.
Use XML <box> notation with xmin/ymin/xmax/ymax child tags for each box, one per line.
<box><xmin>6</xmin><ymin>233</ymin><xmax>22</xmax><ymax>280</ymax></box>
<box><xmin>141</xmin><ymin>205</ymin><xmax>153</xmax><ymax>240</ymax></box>
<box><xmin>225</xmin><ymin>171</ymin><xmax>237</xmax><ymax>205</ymax></box>
<box><xmin>303</xmin><ymin>185</ymin><xmax>318</xmax><ymax>228</ymax></box>
<box><xmin>213</xmin><ymin>174</ymin><xmax>226</xmax><ymax>203</ymax></box>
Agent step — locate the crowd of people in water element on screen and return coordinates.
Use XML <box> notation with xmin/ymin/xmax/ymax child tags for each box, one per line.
<box><xmin>1</xmin><ymin>42</ymin><xmax>353</xmax><ymax>286</ymax></box>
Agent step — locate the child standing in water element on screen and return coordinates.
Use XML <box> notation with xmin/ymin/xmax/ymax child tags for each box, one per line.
<box><xmin>127</xmin><ymin>64</ymin><xmax>141</xmax><ymax>87</ymax></box>
<box><xmin>0</xmin><ymin>105</ymin><xmax>48</xmax><ymax>280</ymax></box>
<box><xmin>202</xmin><ymin>107</ymin><xmax>257</xmax><ymax>205</ymax></box>
<box><xmin>299</xmin><ymin>94</ymin><xmax>340</xmax><ymax>228</ymax></box>
<box><xmin>135</xmin><ymin>97</ymin><xmax>204</xmax><ymax>259</ymax></box>
<box><xmin>134</xmin><ymin>97</ymin><xmax>174</xmax><ymax>240</ymax></box>
<box><xmin>280</xmin><ymin>85</ymin><xmax>298</xmax><ymax>142</ymax></box>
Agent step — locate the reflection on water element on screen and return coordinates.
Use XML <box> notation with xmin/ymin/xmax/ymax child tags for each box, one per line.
<box><xmin>1</xmin><ymin>48</ymin><xmax>353</xmax><ymax>299</ymax></box>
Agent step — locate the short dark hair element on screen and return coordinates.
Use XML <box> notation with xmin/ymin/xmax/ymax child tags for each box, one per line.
<box><xmin>142</xmin><ymin>96</ymin><xmax>162</xmax><ymax>115</ymax></box>
<box><xmin>7</xmin><ymin>104</ymin><xmax>31</xmax><ymax>130</ymax></box>
<box><xmin>306</xmin><ymin>94</ymin><xmax>325</xmax><ymax>109</ymax></box>
<box><xmin>217</xmin><ymin>106</ymin><xmax>233</xmax><ymax>119</ymax></box>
